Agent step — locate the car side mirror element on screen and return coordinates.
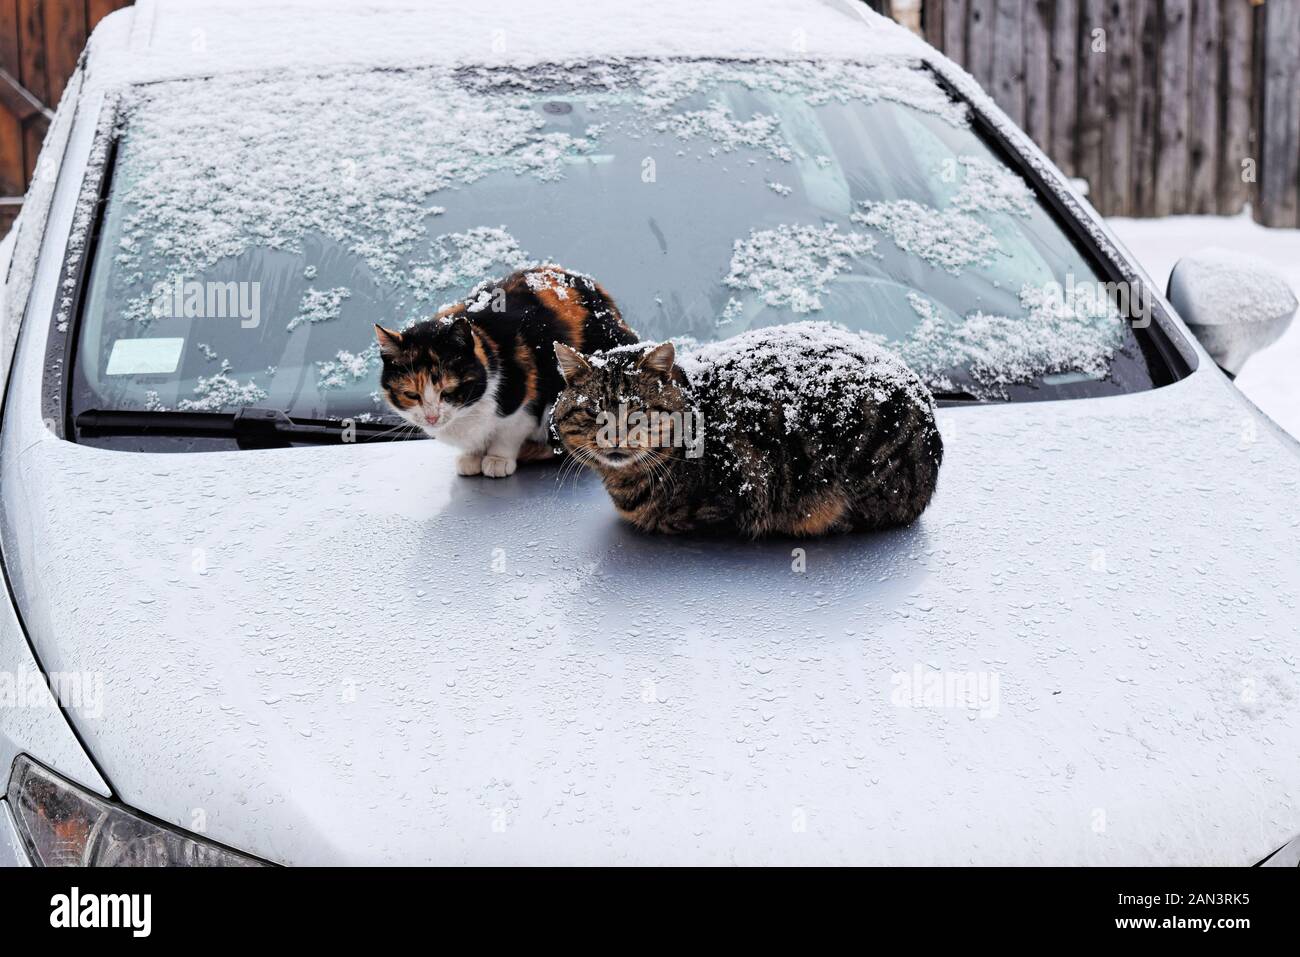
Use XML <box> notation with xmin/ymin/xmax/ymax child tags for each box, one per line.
<box><xmin>1166</xmin><ymin>247</ymin><xmax>1297</xmax><ymax>377</ymax></box>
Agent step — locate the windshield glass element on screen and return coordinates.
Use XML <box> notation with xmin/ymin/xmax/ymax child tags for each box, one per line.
<box><xmin>73</xmin><ymin>58</ymin><xmax>1157</xmax><ymax>423</ymax></box>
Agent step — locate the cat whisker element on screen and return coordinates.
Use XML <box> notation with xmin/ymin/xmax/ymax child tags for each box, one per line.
<box><xmin>555</xmin><ymin>455</ymin><xmax>585</xmax><ymax>490</ymax></box>
<box><xmin>554</xmin><ymin>444</ymin><xmax>600</xmax><ymax>492</ymax></box>
<box><xmin>639</xmin><ymin>447</ymin><xmax>678</xmax><ymax>496</ymax></box>
<box><xmin>655</xmin><ymin>458</ymin><xmax>680</xmax><ymax>497</ymax></box>
<box><xmin>360</xmin><ymin>420</ymin><xmax>423</xmax><ymax>442</ymax></box>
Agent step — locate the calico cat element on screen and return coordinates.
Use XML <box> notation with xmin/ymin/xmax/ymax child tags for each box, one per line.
<box><xmin>552</xmin><ymin>322</ymin><xmax>943</xmax><ymax>537</ymax></box>
<box><xmin>377</xmin><ymin>266</ymin><xmax>638</xmax><ymax>477</ymax></box>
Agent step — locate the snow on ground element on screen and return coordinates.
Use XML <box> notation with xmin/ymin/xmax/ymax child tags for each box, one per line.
<box><xmin>1109</xmin><ymin>211</ymin><xmax>1300</xmax><ymax>440</ymax></box>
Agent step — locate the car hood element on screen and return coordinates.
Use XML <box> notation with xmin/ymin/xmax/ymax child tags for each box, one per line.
<box><xmin>3</xmin><ymin>370</ymin><xmax>1299</xmax><ymax>865</ymax></box>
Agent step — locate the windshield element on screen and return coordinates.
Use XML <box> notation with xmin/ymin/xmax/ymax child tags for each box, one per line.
<box><xmin>72</xmin><ymin>58</ymin><xmax>1161</xmax><ymax>425</ymax></box>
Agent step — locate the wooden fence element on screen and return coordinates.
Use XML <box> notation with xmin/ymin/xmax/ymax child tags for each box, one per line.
<box><xmin>0</xmin><ymin>0</ymin><xmax>131</xmax><ymax>236</ymax></box>
<box><xmin>921</xmin><ymin>0</ymin><xmax>1300</xmax><ymax>226</ymax></box>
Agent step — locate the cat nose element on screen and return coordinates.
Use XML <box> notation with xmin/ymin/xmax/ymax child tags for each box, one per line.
<box><xmin>425</xmin><ymin>411</ymin><xmax>440</xmax><ymax>425</ymax></box>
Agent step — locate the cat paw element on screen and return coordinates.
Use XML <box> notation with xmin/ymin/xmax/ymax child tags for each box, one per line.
<box><xmin>481</xmin><ymin>455</ymin><xmax>517</xmax><ymax>478</ymax></box>
<box><xmin>456</xmin><ymin>453</ymin><xmax>484</xmax><ymax>476</ymax></box>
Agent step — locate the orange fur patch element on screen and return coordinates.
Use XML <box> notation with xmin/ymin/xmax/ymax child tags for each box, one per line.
<box><xmin>787</xmin><ymin>494</ymin><xmax>848</xmax><ymax>537</ymax></box>
<box><xmin>533</xmin><ymin>281</ymin><xmax>588</xmax><ymax>348</ymax></box>
<box><xmin>515</xmin><ymin>338</ymin><xmax>539</xmax><ymax>406</ymax></box>
<box><xmin>390</xmin><ymin>370</ymin><xmax>429</xmax><ymax>409</ymax></box>
<box><xmin>470</xmin><ymin>328</ymin><xmax>490</xmax><ymax>368</ymax></box>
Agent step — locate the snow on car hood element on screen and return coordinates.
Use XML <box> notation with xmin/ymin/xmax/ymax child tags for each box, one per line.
<box><xmin>3</xmin><ymin>370</ymin><xmax>1299</xmax><ymax>865</ymax></box>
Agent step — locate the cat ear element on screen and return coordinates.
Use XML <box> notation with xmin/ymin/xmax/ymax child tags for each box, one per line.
<box><xmin>443</xmin><ymin>313</ymin><xmax>474</xmax><ymax>343</ymax></box>
<box><xmin>638</xmin><ymin>341</ymin><xmax>676</xmax><ymax>377</ymax></box>
<box><xmin>554</xmin><ymin>342</ymin><xmax>592</xmax><ymax>383</ymax></box>
<box><xmin>374</xmin><ymin>324</ymin><xmax>403</xmax><ymax>359</ymax></box>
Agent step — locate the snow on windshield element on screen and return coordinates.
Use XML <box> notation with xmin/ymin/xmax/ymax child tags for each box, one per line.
<box><xmin>901</xmin><ymin>288</ymin><xmax>1120</xmax><ymax>397</ymax></box>
<box><xmin>723</xmin><ymin>225</ymin><xmax>877</xmax><ymax>314</ymax></box>
<box><xmin>719</xmin><ymin>149</ymin><xmax>1124</xmax><ymax>397</ymax></box>
<box><xmin>78</xmin><ymin>57</ymin><xmax>1137</xmax><ymax>418</ymax></box>
<box><xmin>852</xmin><ymin>200</ymin><xmax>1001</xmax><ymax>275</ymax></box>
<box><xmin>288</xmin><ymin>287</ymin><xmax>352</xmax><ymax>332</ymax></box>
<box><xmin>407</xmin><ymin>227</ymin><xmax>533</xmax><ymax>305</ymax></box>
<box><xmin>176</xmin><ymin>360</ymin><xmax>268</xmax><ymax>412</ymax></box>
<box><xmin>111</xmin><ymin>68</ymin><xmax>597</xmax><ymax>320</ymax></box>
<box><xmin>949</xmin><ymin>155</ymin><xmax>1036</xmax><ymax>215</ymax></box>
<box><xmin>110</xmin><ymin>58</ymin><xmax>962</xmax><ymax>317</ymax></box>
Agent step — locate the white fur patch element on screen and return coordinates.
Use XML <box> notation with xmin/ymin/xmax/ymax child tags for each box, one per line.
<box><xmin>394</xmin><ymin>370</ymin><xmax>543</xmax><ymax>477</ymax></box>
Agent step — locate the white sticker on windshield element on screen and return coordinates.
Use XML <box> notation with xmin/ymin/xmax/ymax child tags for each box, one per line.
<box><xmin>105</xmin><ymin>337</ymin><xmax>185</xmax><ymax>376</ymax></box>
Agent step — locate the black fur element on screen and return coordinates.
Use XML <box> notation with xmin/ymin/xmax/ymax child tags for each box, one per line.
<box><xmin>379</xmin><ymin>267</ymin><xmax>638</xmax><ymax>422</ymax></box>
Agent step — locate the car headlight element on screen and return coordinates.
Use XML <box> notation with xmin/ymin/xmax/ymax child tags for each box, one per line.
<box><xmin>6</xmin><ymin>755</ymin><xmax>265</xmax><ymax>866</ymax></box>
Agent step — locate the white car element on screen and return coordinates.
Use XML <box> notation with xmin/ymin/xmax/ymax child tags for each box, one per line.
<box><xmin>1</xmin><ymin>0</ymin><xmax>1298</xmax><ymax>866</ymax></box>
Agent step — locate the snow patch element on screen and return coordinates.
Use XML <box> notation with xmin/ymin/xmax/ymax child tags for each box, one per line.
<box><xmin>949</xmin><ymin>156</ymin><xmax>1034</xmax><ymax>217</ymax></box>
<box><xmin>851</xmin><ymin>200</ymin><xmax>1001</xmax><ymax>275</ymax></box>
<box><xmin>723</xmin><ymin>224</ymin><xmax>876</xmax><ymax>314</ymax></box>
<box><xmin>111</xmin><ymin>68</ymin><xmax>597</xmax><ymax>308</ymax></box>
<box><xmin>176</xmin><ymin>360</ymin><xmax>268</xmax><ymax>411</ymax></box>
<box><xmin>678</xmin><ymin>320</ymin><xmax>933</xmax><ymax>437</ymax></box>
<box><xmin>287</xmin><ymin>286</ymin><xmax>351</xmax><ymax>332</ymax></box>
<box><xmin>656</xmin><ymin>102</ymin><xmax>792</xmax><ymax>161</ymax></box>
<box><xmin>408</xmin><ymin>227</ymin><xmax>532</xmax><ymax>302</ymax></box>
<box><xmin>899</xmin><ymin>286</ymin><xmax>1123</xmax><ymax>398</ymax></box>
<box><xmin>317</xmin><ymin>346</ymin><xmax>379</xmax><ymax>391</ymax></box>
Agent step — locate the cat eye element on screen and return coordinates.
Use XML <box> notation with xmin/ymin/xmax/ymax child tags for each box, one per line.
<box><xmin>402</xmin><ymin>391</ymin><xmax>421</xmax><ymax>402</ymax></box>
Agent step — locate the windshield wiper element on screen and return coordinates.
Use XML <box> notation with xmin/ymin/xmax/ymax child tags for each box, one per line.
<box><xmin>74</xmin><ymin>408</ymin><xmax>421</xmax><ymax>448</ymax></box>
<box><xmin>929</xmin><ymin>389</ymin><xmax>994</xmax><ymax>406</ymax></box>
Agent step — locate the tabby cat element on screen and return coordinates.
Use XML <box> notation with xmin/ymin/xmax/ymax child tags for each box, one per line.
<box><xmin>552</xmin><ymin>322</ymin><xmax>943</xmax><ymax>537</ymax></box>
<box><xmin>377</xmin><ymin>266</ymin><xmax>638</xmax><ymax>477</ymax></box>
